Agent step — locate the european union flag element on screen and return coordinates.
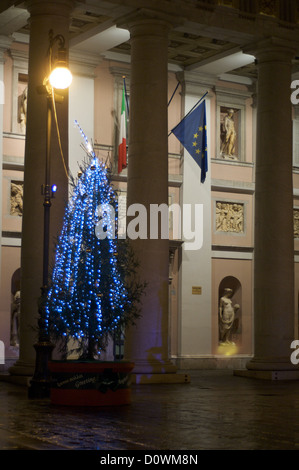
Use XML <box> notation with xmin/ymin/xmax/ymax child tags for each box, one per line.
<box><xmin>171</xmin><ymin>100</ymin><xmax>208</xmax><ymax>183</ymax></box>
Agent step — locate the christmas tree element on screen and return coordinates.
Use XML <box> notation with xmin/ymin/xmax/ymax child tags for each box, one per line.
<box><xmin>44</xmin><ymin>124</ymin><xmax>144</xmax><ymax>360</ymax></box>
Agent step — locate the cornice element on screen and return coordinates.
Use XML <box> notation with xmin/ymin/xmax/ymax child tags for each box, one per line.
<box><xmin>0</xmin><ymin>35</ymin><xmax>13</xmax><ymax>60</ymax></box>
<box><xmin>69</xmin><ymin>49</ymin><xmax>102</xmax><ymax>77</ymax></box>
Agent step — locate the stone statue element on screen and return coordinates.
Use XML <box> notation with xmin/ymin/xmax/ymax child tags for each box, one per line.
<box><xmin>220</xmin><ymin>108</ymin><xmax>237</xmax><ymax>159</ymax></box>
<box><xmin>18</xmin><ymin>86</ymin><xmax>27</xmax><ymax>133</ymax></box>
<box><xmin>11</xmin><ymin>290</ymin><xmax>20</xmax><ymax>347</ymax></box>
<box><xmin>219</xmin><ymin>288</ymin><xmax>239</xmax><ymax>345</ymax></box>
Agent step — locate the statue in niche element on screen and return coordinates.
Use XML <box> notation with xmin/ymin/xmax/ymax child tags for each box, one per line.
<box><xmin>10</xmin><ymin>182</ymin><xmax>23</xmax><ymax>216</ymax></box>
<box><xmin>18</xmin><ymin>86</ymin><xmax>27</xmax><ymax>134</ymax></box>
<box><xmin>219</xmin><ymin>288</ymin><xmax>240</xmax><ymax>345</ymax></box>
<box><xmin>220</xmin><ymin>108</ymin><xmax>237</xmax><ymax>160</ymax></box>
<box><xmin>11</xmin><ymin>290</ymin><xmax>20</xmax><ymax>347</ymax></box>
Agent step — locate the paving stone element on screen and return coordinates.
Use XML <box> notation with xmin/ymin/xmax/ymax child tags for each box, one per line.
<box><xmin>0</xmin><ymin>370</ymin><xmax>298</xmax><ymax>451</ymax></box>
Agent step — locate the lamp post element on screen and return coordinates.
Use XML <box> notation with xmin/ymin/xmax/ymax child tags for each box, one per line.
<box><xmin>28</xmin><ymin>30</ymin><xmax>72</xmax><ymax>399</ymax></box>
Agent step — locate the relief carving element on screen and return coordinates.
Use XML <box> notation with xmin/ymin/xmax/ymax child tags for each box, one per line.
<box><xmin>259</xmin><ymin>0</ymin><xmax>276</xmax><ymax>16</ymax></box>
<box><xmin>294</xmin><ymin>209</ymin><xmax>299</xmax><ymax>238</ymax></box>
<box><xmin>216</xmin><ymin>202</ymin><xmax>244</xmax><ymax>234</ymax></box>
<box><xmin>10</xmin><ymin>182</ymin><xmax>24</xmax><ymax>217</ymax></box>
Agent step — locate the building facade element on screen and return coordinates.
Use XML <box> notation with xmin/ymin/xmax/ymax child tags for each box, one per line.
<box><xmin>1</xmin><ymin>0</ymin><xmax>299</xmax><ymax>381</ymax></box>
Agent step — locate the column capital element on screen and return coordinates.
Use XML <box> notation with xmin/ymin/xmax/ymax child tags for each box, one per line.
<box><xmin>0</xmin><ymin>35</ymin><xmax>12</xmax><ymax>54</ymax></box>
<box><xmin>176</xmin><ymin>70</ymin><xmax>216</xmax><ymax>98</ymax></box>
<box><xmin>243</xmin><ymin>36</ymin><xmax>299</xmax><ymax>63</ymax></box>
<box><xmin>117</xmin><ymin>8</ymin><xmax>182</xmax><ymax>35</ymax></box>
<box><xmin>0</xmin><ymin>35</ymin><xmax>13</xmax><ymax>64</ymax></box>
<box><xmin>69</xmin><ymin>49</ymin><xmax>101</xmax><ymax>78</ymax></box>
<box><xmin>25</xmin><ymin>0</ymin><xmax>76</xmax><ymax>18</ymax></box>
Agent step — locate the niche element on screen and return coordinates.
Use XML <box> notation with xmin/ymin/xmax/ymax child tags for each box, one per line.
<box><xmin>218</xmin><ymin>276</ymin><xmax>242</xmax><ymax>349</ymax></box>
<box><xmin>10</xmin><ymin>268</ymin><xmax>21</xmax><ymax>347</ymax></box>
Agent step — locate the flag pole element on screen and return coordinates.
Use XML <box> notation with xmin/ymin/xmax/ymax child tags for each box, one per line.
<box><xmin>123</xmin><ymin>75</ymin><xmax>129</xmax><ymax>117</ymax></box>
<box><xmin>168</xmin><ymin>81</ymin><xmax>180</xmax><ymax>107</ymax></box>
<box><xmin>168</xmin><ymin>90</ymin><xmax>208</xmax><ymax>137</ymax></box>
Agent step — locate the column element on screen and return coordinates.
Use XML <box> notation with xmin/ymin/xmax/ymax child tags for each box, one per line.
<box><xmin>242</xmin><ymin>38</ymin><xmax>299</xmax><ymax>377</ymax></box>
<box><xmin>120</xmin><ymin>11</ymin><xmax>183</xmax><ymax>383</ymax></box>
<box><xmin>0</xmin><ymin>36</ymin><xmax>12</xmax><ymax>308</ymax></box>
<box><xmin>9</xmin><ymin>0</ymin><xmax>75</xmax><ymax>377</ymax></box>
<box><xmin>0</xmin><ymin>37</ymin><xmax>12</xmax><ymax>368</ymax></box>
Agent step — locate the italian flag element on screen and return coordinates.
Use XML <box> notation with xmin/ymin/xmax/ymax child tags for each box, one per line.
<box><xmin>118</xmin><ymin>85</ymin><xmax>127</xmax><ymax>173</ymax></box>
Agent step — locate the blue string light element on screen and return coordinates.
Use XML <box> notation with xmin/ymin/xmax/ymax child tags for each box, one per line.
<box><xmin>45</xmin><ymin>126</ymin><xmax>130</xmax><ymax>355</ymax></box>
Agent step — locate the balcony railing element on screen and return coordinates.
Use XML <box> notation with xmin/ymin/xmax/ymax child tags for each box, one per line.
<box><xmin>193</xmin><ymin>0</ymin><xmax>298</xmax><ymax>24</ymax></box>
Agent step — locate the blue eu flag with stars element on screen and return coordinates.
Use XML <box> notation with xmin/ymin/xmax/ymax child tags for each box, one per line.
<box><xmin>171</xmin><ymin>100</ymin><xmax>208</xmax><ymax>183</ymax></box>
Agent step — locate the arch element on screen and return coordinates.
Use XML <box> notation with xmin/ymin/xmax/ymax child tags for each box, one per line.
<box><xmin>10</xmin><ymin>268</ymin><xmax>21</xmax><ymax>347</ymax></box>
<box><xmin>11</xmin><ymin>268</ymin><xmax>21</xmax><ymax>295</ymax></box>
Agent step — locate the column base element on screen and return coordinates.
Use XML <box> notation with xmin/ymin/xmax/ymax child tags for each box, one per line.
<box><xmin>128</xmin><ymin>359</ymin><xmax>191</xmax><ymax>384</ymax></box>
<box><xmin>0</xmin><ymin>372</ymin><xmax>32</xmax><ymax>386</ymax></box>
<box><xmin>0</xmin><ymin>359</ymin><xmax>34</xmax><ymax>386</ymax></box>
<box><xmin>131</xmin><ymin>372</ymin><xmax>190</xmax><ymax>384</ymax></box>
<box><xmin>234</xmin><ymin>369</ymin><xmax>299</xmax><ymax>381</ymax></box>
<box><xmin>8</xmin><ymin>359</ymin><xmax>34</xmax><ymax>377</ymax></box>
<box><xmin>234</xmin><ymin>356</ymin><xmax>299</xmax><ymax>380</ymax></box>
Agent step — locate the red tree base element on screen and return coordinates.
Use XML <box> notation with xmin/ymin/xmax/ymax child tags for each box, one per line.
<box><xmin>48</xmin><ymin>360</ymin><xmax>134</xmax><ymax>407</ymax></box>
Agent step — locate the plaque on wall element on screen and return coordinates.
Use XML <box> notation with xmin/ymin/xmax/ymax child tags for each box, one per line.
<box><xmin>192</xmin><ymin>286</ymin><xmax>202</xmax><ymax>295</ymax></box>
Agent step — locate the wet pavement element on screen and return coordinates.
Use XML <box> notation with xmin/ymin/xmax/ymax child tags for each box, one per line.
<box><xmin>0</xmin><ymin>369</ymin><xmax>299</xmax><ymax>451</ymax></box>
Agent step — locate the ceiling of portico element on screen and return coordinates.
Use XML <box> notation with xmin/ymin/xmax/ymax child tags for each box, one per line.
<box><xmin>2</xmin><ymin>0</ymin><xmax>299</xmax><ymax>82</ymax></box>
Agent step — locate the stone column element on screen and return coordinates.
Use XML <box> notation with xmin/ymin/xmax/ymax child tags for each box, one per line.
<box><xmin>120</xmin><ymin>11</ymin><xmax>184</xmax><ymax>383</ymax></box>
<box><xmin>0</xmin><ymin>36</ymin><xmax>12</xmax><ymax>306</ymax></box>
<box><xmin>9</xmin><ymin>0</ymin><xmax>75</xmax><ymax>377</ymax></box>
<box><xmin>242</xmin><ymin>38</ymin><xmax>299</xmax><ymax>377</ymax></box>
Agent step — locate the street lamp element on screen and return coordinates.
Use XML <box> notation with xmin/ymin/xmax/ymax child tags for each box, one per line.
<box><xmin>28</xmin><ymin>30</ymin><xmax>72</xmax><ymax>399</ymax></box>
<box><xmin>49</xmin><ymin>40</ymin><xmax>72</xmax><ymax>90</ymax></box>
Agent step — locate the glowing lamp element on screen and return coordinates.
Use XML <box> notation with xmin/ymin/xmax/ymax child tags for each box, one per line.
<box><xmin>49</xmin><ymin>47</ymin><xmax>72</xmax><ymax>89</ymax></box>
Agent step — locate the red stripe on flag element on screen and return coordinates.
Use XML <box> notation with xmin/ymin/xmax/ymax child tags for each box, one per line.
<box><xmin>118</xmin><ymin>138</ymin><xmax>127</xmax><ymax>173</ymax></box>
<box><xmin>118</xmin><ymin>86</ymin><xmax>127</xmax><ymax>173</ymax></box>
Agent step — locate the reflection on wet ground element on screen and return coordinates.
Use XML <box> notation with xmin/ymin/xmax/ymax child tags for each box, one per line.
<box><xmin>0</xmin><ymin>370</ymin><xmax>299</xmax><ymax>450</ymax></box>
